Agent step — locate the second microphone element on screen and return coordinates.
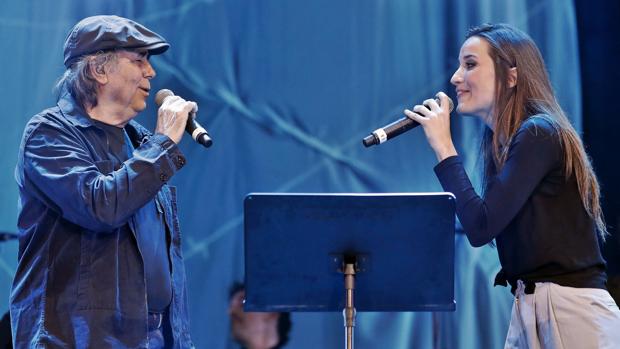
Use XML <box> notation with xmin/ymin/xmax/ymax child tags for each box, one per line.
<box><xmin>362</xmin><ymin>95</ymin><xmax>453</xmax><ymax>148</ymax></box>
<box><xmin>155</xmin><ymin>89</ymin><xmax>213</xmax><ymax>148</ymax></box>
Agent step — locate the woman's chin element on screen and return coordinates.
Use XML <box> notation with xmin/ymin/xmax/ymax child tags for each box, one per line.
<box><xmin>456</xmin><ymin>106</ymin><xmax>484</xmax><ymax>120</ymax></box>
<box><xmin>456</xmin><ymin>105</ymin><xmax>468</xmax><ymax>115</ymax></box>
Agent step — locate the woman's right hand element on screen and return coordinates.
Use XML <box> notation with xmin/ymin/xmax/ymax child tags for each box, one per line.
<box><xmin>404</xmin><ymin>91</ymin><xmax>458</xmax><ymax>162</ymax></box>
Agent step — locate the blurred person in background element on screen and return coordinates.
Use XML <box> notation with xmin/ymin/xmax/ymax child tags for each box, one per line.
<box><xmin>229</xmin><ymin>283</ymin><xmax>292</xmax><ymax>349</ymax></box>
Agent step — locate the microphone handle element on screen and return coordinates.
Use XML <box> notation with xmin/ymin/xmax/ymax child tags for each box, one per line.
<box><xmin>362</xmin><ymin>96</ymin><xmax>453</xmax><ymax>148</ymax></box>
<box><xmin>362</xmin><ymin>117</ymin><xmax>420</xmax><ymax>147</ymax></box>
<box><xmin>186</xmin><ymin>112</ymin><xmax>213</xmax><ymax>148</ymax></box>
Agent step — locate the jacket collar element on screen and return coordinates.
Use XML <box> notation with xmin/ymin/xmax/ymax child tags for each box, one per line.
<box><xmin>57</xmin><ymin>89</ymin><xmax>96</xmax><ymax>128</ymax></box>
<box><xmin>57</xmin><ymin>89</ymin><xmax>153</xmax><ymax>144</ymax></box>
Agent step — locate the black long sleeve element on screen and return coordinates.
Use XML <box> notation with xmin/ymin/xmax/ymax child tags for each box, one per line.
<box><xmin>434</xmin><ymin>116</ymin><xmax>606</xmax><ymax>289</ymax></box>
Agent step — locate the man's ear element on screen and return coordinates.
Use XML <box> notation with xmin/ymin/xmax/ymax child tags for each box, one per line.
<box><xmin>90</xmin><ymin>59</ymin><xmax>108</xmax><ymax>85</ymax></box>
<box><xmin>508</xmin><ymin>67</ymin><xmax>517</xmax><ymax>88</ymax></box>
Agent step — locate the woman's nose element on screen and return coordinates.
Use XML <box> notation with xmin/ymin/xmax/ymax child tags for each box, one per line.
<box><xmin>450</xmin><ymin>67</ymin><xmax>463</xmax><ymax>86</ymax></box>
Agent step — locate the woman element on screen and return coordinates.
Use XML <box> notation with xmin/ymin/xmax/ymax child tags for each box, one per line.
<box><xmin>405</xmin><ymin>23</ymin><xmax>620</xmax><ymax>348</ymax></box>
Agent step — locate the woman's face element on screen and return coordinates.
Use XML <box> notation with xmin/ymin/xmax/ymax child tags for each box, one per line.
<box><xmin>450</xmin><ymin>36</ymin><xmax>497</xmax><ymax>127</ymax></box>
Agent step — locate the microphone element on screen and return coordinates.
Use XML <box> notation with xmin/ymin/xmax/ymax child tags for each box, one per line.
<box><xmin>155</xmin><ymin>89</ymin><xmax>213</xmax><ymax>148</ymax></box>
<box><xmin>362</xmin><ymin>96</ymin><xmax>454</xmax><ymax>147</ymax></box>
<box><xmin>0</xmin><ymin>231</ymin><xmax>18</xmax><ymax>242</ymax></box>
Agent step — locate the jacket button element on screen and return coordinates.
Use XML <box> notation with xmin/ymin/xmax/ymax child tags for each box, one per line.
<box><xmin>160</xmin><ymin>173</ymin><xmax>168</xmax><ymax>181</ymax></box>
<box><xmin>177</xmin><ymin>156</ymin><xmax>186</xmax><ymax>167</ymax></box>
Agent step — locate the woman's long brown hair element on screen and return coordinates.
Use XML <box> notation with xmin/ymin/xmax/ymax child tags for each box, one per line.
<box><xmin>468</xmin><ymin>24</ymin><xmax>607</xmax><ymax>238</ymax></box>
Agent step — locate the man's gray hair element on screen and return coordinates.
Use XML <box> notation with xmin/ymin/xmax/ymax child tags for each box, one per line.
<box><xmin>55</xmin><ymin>51</ymin><xmax>118</xmax><ymax>110</ymax></box>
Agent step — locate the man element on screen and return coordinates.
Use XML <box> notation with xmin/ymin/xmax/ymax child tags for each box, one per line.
<box><xmin>10</xmin><ymin>15</ymin><xmax>195</xmax><ymax>348</ymax></box>
<box><xmin>228</xmin><ymin>283</ymin><xmax>291</xmax><ymax>349</ymax></box>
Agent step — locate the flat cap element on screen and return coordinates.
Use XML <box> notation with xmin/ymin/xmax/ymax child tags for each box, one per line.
<box><xmin>63</xmin><ymin>15</ymin><xmax>169</xmax><ymax>68</ymax></box>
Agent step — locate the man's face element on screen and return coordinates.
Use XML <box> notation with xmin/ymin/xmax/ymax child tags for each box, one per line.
<box><xmin>102</xmin><ymin>49</ymin><xmax>155</xmax><ymax>118</ymax></box>
<box><xmin>229</xmin><ymin>289</ymin><xmax>280</xmax><ymax>349</ymax></box>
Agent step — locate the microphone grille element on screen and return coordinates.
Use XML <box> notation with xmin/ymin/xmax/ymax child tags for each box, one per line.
<box><xmin>155</xmin><ymin>89</ymin><xmax>174</xmax><ymax>106</ymax></box>
<box><xmin>446</xmin><ymin>96</ymin><xmax>455</xmax><ymax>112</ymax></box>
<box><xmin>434</xmin><ymin>93</ymin><xmax>455</xmax><ymax>112</ymax></box>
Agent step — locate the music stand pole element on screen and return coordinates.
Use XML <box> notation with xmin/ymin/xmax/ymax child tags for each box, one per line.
<box><xmin>343</xmin><ymin>263</ymin><xmax>356</xmax><ymax>349</ymax></box>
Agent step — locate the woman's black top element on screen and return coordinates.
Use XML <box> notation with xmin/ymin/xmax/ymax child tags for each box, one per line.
<box><xmin>434</xmin><ymin>116</ymin><xmax>606</xmax><ymax>290</ymax></box>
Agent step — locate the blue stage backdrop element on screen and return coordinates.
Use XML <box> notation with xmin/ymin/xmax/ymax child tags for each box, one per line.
<box><xmin>0</xmin><ymin>1</ymin><xmax>581</xmax><ymax>348</ymax></box>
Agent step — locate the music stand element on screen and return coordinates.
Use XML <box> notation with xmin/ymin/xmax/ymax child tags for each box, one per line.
<box><xmin>244</xmin><ymin>193</ymin><xmax>455</xmax><ymax>349</ymax></box>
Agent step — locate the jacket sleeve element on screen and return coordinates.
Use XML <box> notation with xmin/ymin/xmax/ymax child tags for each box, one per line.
<box><xmin>433</xmin><ymin>118</ymin><xmax>562</xmax><ymax>247</ymax></box>
<box><xmin>22</xmin><ymin>120</ymin><xmax>186</xmax><ymax>232</ymax></box>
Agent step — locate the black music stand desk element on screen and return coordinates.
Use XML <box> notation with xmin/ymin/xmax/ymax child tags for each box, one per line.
<box><xmin>243</xmin><ymin>193</ymin><xmax>455</xmax><ymax>348</ymax></box>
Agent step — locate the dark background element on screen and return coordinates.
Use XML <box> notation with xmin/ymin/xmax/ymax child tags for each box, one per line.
<box><xmin>577</xmin><ymin>0</ymin><xmax>620</xmax><ymax>300</ymax></box>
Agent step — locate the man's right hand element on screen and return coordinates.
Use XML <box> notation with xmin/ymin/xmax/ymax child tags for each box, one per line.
<box><xmin>155</xmin><ymin>95</ymin><xmax>197</xmax><ymax>144</ymax></box>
